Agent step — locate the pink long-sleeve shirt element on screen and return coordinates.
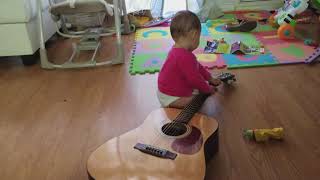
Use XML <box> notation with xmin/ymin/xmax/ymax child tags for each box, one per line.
<box><xmin>158</xmin><ymin>47</ymin><xmax>212</xmax><ymax>97</ymax></box>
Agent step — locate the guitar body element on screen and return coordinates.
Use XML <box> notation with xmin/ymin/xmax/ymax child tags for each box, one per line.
<box><xmin>87</xmin><ymin>108</ymin><xmax>219</xmax><ymax>180</ymax></box>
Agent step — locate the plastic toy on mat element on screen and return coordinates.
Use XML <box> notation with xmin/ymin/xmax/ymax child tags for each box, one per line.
<box><xmin>204</xmin><ymin>40</ymin><xmax>263</xmax><ymax>55</ymax></box>
<box><xmin>243</xmin><ymin>127</ymin><xmax>284</xmax><ymax>142</ymax></box>
<box><xmin>204</xmin><ymin>39</ymin><xmax>230</xmax><ymax>54</ymax></box>
<box><xmin>204</xmin><ymin>40</ymin><xmax>219</xmax><ymax>53</ymax></box>
<box><xmin>268</xmin><ymin>0</ymin><xmax>310</xmax><ymax>40</ymax></box>
<box><xmin>304</xmin><ymin>38</ymin><xmax>318</xmax><ymax>46</ymax></box>
<box><xmin>230</xmin><ymin>41</ymin><xmax>252</xmax><ymax>54</ymax></box>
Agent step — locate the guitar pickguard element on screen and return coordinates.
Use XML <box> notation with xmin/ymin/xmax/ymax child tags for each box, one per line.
<box><xmin>171</xmin><ymin>126</ymin><xmax>203</xmax><ymax>155</ymax></box>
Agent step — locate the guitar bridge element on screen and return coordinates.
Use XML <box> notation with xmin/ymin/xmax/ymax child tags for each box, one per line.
<box><xmin>134</xmin><ymin>143</ymin><xmax>177</xmax><ymax>160</ymax></box>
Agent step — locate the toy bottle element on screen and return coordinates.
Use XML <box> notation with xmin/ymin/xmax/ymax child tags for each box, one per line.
<box><xmin>243</xmin><ymin>128</ymin><xmax>284</xmax><ymax>142</ymax></box>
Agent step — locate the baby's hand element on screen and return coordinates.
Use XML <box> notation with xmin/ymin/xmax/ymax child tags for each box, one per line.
<box><xmin>209</xmin><ymin>77</ymin><xmax>222</xmax><ymax>86</ymax></box>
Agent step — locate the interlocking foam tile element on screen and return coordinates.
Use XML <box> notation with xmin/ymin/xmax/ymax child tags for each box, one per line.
<box><xmin>135</xmin><ymin>39</ymin><xmax>174</xmax><ymax>54</ymax></box>
<box><xmin>196</xmin><ymin>54</ymin><xmax>226</xmax><ymax>69</ymax></box>
<box><xmin>252</xmin><ymin>23</ymin><xmax>277</xmax><ymax>33</ymax></box>
<box><xmin>130</xmin><ymin>25</ymin><xmax>221</xmax><ymax>75</ymax></box>
<box><xmin>201</xmin><ymin>24</ymin><xmax>211</xmax><ymax>36</ymax></box>
<box><xmin>253</xmin><ymin>31</ymin><xmax>316</xmax><ymax>64</ymax></box>
<box><xmin>234</xmin><ymin>11</ymin><xmax>271</xmax><ymax>21</ymax></box>
<box><xmin>208</xmin><ymin>23</ymin><xmax>228</xmax><ymax>35</ymax></box>
<box><xmin>136</xmin><ymin>27</ymin><xmax>171</xmax><ymax>40</ymax></box>
<box><xmin>223</xmin><ymin>54</ymin><xmax>278</xmax><ymax>68</ymax></box>
<box><xmin>136</xmin><ymin>23</ymin><xmax>210</xmax><ymax>41</ymax></box>
<box><xmin>266</xmin><ymin>43</ymin><xmax>316</xmax><ymax>64</ymax></box>
<box><xmin>129</xmin><ymin>53</ymin><xmax>168</xmax><ymax>75</ymax></box>
<box><xmin>254</xmin><ymin>31</ymin><xmax>296</xmax><ymax>44</ymax></box>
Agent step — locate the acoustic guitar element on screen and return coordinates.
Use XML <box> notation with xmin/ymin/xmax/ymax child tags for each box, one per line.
<box><xmin>87</xmin><ymin>73</ymin><xmax>235</xmax><ymax>180</ymax></box>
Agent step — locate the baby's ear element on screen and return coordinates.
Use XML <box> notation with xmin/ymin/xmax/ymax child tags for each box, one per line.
<box><xmin>190</xmin><ymin>30</ymin><xmax>200</xmax><ymax>37</ymax></box>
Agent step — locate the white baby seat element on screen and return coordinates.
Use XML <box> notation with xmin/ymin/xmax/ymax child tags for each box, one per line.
<box><xmin>38</xmin><ymin>0</ymin><xmax>134</xmax><ymax>69</ymax></box>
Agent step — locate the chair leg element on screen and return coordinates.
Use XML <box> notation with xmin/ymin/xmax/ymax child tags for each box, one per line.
<box><xmin>120</xmin><ymin>0</ymin><xmax>135</xmax><ymax>35</ymax></box>
<box><xmin>113</xmin><ymin>0</ymin><xmax>124</xmax><ymax>64</ymax></box>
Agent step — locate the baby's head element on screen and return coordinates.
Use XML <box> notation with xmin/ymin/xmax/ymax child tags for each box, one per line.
<box><xmin>170</xmin><ymin>10</ymin><xmax>201</xmax><ymax>51</ymax></box>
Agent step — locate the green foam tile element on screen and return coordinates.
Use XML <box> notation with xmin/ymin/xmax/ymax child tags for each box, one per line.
<box><xmin>129</xmin><ymin>53</ymin><xmax>167</xmax><ymax>75</ymax></box>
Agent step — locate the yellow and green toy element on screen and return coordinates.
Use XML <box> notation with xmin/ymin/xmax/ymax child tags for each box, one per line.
<box><xmin>243</xmin><ymin>127</ymin><xmax>284</xmax><ymax>142</ymax></box>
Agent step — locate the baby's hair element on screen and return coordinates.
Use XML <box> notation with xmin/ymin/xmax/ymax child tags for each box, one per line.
<box><xmin>170</xmin><ymin>10</ymin><xmax>201</xmax><ymax>42</ymax></box>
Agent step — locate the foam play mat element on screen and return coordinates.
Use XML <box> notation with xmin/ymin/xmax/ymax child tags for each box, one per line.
<box><xmin>222</xmin><ymin>54</ymin><xmax>278</xmax><ymax>68</ymax></box>
<box><xmin>129</xmin><ymin>11</ymin><xmax>318</xmax><ymax>75</ymax></box>
<box><xmin>254</xmin><ymin>31</ymin><xmax>316</xmax><ymax>64</ymax></box>
<box><xmin>130</xmin><ymin>25</ymin><xmax>219</xmax><ymax>75</ymax></box>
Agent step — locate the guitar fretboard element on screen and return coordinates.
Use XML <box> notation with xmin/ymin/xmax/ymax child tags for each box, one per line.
<box><xmin>174</xmin><ymin>93</ymin><xmax>210</xmax><ymax>124</ymax></box>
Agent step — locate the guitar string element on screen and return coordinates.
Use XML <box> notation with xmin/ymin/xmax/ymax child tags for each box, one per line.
<box><xmin>134</xmin><ymin>93</ymin><xmax>208</xmax><ymax>163</ymax></box>
<box><xmin>147</xmin><ymin>95</ymin><xmax>198</xmax><ymax>148</ymax></box>
<box><xmin>151</xmin><ymin>75</ymin><xmax>222</xmax><ymax>144</ymax></box>
<box><xmin>149</xmin><ymin>94</ymin><xmax>207</xmax><ymax>150</ymax></box>
<box><xmin>162</xmin><ymin>94</ymin><xmax>206</xmax><ymax>135</ymax></box>
<box><xmin>135</xmin><ymin>76</ymin><xmax>225</xmax><ymax>159</ymax></box>
<box><xmin>145</xmin><ymin>95</ymin><xmax>200</xmax><ymax>150</ymax></box>
<box><xmin>156</xmin><ymin>94</ymin><xmax>207</xmax><ymax>154</ymax></box>
<box><xmin>134</xmin><ymin>100</ymin><xmax>198</xmax><ymax>163</ymax></box>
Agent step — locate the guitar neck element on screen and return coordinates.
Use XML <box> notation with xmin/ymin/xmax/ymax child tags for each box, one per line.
<box><xmin>174</xmin><ymin>93</ymin><xmax>210</xmax><ymax>124</ymax></box>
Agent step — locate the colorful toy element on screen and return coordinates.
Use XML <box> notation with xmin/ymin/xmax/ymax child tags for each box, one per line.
<box><xmin>220</xmin><ymin>38</ymin><xmax>226</xmax><ymax>43</ymax></box>
<box><xmin>230</xmin><ymin>41</ymin><xmax>251</xmax><ymax>54</ymax></box>
<box><xmin>204</xmin><ymin>40</ymin><xmax>264</xmax><ymax>55</ymax></box>
<box><xmin>244</xmin><ymin>46</ymin><xmax>265</xmax><ymax>54</ymax></box>
<box><xmin>269</xmin><ymin>0</ymin><xmax>310</xmax><ymax>40</ymax></box>
<box><xmin>204</xmin><ymin>40</ymin><xmax>230</xmax><ymax>54</ymax></box>
<box><xmin>204</xmin><ymin>40</ymin><xmax>218</xmax><ymax>53</ymax></box>
<box><xmin>217</xmin><ymin>72</ymin><xmax>236</xmax><ymax>84</ymax></box>
<box><xmin>304</xmin><ymin>38</ymin><xmax>318</xmax><ymax>46</ymax></box>
<box><xmin>243</xmin><ymin>127</ymin><xmax>284</xmax><ymax>142</ymax></box>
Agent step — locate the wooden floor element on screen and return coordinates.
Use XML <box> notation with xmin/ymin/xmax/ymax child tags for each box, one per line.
<box><xmin>0</xmin><ymin>33</ymin><xmax>320</xmax><ymax>180</ymax></box>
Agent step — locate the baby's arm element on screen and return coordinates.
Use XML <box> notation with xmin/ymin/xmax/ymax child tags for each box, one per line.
<box><xmin>198</xmin><ymin>63</ymin><xmax>221</xmax><ymax>86</ymax></box>
<box><xmin>178</xmin><ymin>55</ymin><xmax>214</xmax><ymax>94</ymax></box>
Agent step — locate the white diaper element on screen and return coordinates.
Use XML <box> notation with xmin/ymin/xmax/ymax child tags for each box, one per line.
<box><xmin>157</xmin><ymin>90</ymin><xmax>180</xmax><ymax>107</ymax></box>
<box><xmin>156</xmin><ymin>90</ymin><xmax>199</xmax><ymax>107</ymax></box>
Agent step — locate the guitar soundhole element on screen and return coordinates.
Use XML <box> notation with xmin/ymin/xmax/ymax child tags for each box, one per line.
<box><xmin>161</xmin><ymin>122</ymin><xmax>188</xmax><ymax>137</ymax></box>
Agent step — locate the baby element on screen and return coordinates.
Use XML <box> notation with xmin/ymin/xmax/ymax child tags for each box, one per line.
<box><xmin>157</xmin><ymin>10</ymin><xmax>221</xmax><ymax>108</ymax></box>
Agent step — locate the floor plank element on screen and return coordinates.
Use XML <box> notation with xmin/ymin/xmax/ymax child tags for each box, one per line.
<box><xmin>0</xmin><ymin>33</ymin><xmax>320</xmax><ymax>180</ymax></box>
